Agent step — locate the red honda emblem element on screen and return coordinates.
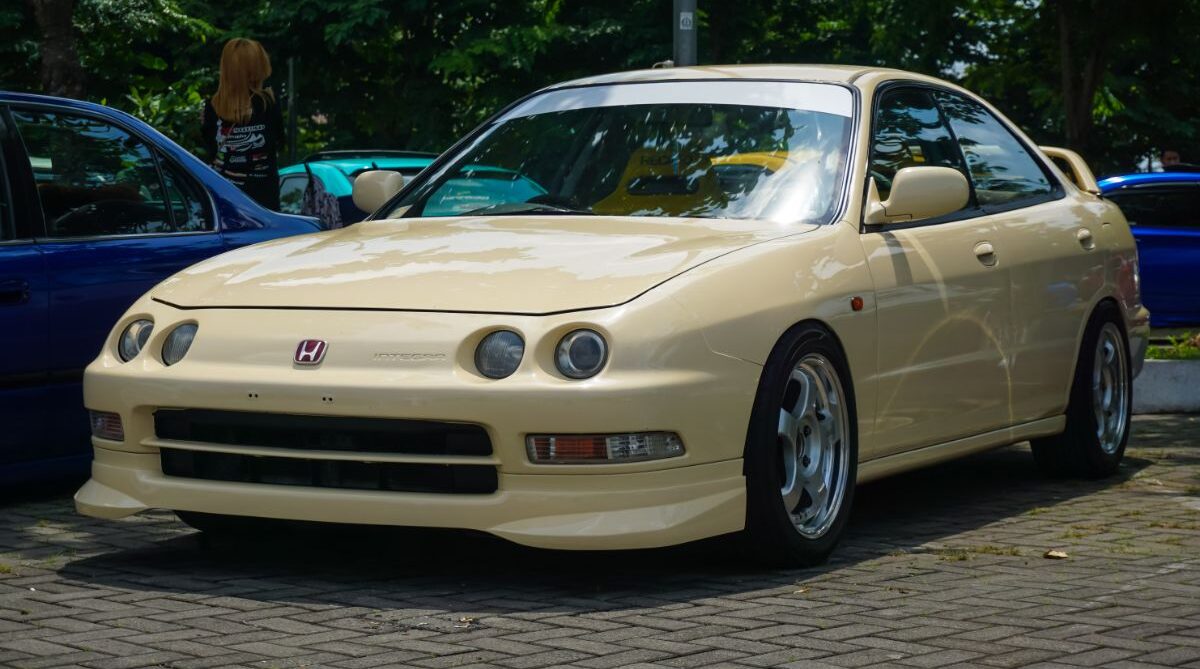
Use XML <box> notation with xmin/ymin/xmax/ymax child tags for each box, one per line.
<box><xmin>294</xmin><ymin>339</ymin><xmax>328</xmax><ymax>365</ymax></box>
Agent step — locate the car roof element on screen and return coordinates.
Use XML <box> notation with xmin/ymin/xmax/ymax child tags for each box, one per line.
<box><xmin>547</xmin><ymin>64</ymin><xmax>897</xmax><ymax>89</ymax></box>
<box><xmin>1098</xmin><ymin>172</ymin><xmax>1200</xmax><ymax>191</ymax></box>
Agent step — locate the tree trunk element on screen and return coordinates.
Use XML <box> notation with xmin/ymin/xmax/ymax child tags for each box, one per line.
<box><xmin>1055</xmin><ymin>0</ymin><xmax>1110</xmax><ymax>155</ymax></box>
<box><xmin>28</xmin><ymin>0</ymin><xmax>85</xmax><ymax>99</ymax></box>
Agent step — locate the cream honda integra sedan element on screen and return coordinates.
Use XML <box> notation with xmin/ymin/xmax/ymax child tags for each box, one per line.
<box><xmin>77</xmin><ymin>65</ymin><xmax>1148</xmax><ymax>565</ymax></box>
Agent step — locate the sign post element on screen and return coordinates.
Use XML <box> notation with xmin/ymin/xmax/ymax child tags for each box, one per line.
<box><xmin>673</xmin><ymin>0</ymin><xmax>696</xmax><ymax>66</ymax></box>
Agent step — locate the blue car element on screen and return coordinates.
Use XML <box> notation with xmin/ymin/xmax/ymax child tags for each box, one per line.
<box><xmin>0</xmin><ymin>92</ymin><xmax>319</xmax><ymax>485</ymax></box>
<box><xmin>1099</xmin><ymin>172</ymin><xmax>1200</xmax><ymax>327</ymax></box>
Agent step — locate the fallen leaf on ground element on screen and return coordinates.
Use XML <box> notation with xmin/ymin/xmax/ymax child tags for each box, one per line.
<box><xmin>1044</xmin><ymin>549</ymin><xmax>1069</xmax><ymax>560</ymax></box>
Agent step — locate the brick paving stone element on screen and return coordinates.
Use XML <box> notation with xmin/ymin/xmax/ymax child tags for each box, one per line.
<box><xmin>0</xmin><ymin>414</ymin><xmax>1196</xmax><ymax>668</ymax></box>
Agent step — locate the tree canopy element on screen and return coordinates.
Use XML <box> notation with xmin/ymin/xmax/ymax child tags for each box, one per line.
<box><xmin>4</xmin><ymin>0</ymin><xmax>1199</xmax><ymax>174</ymax></box>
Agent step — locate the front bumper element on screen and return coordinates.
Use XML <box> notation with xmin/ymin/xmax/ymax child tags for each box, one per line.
<box><xmin>76</xmin><ymin>301</ymin><xmax>759</xmax><ymax>549</ymax></box>
<box><xmin>1129</xmin><ymin>305</ymin><xmax>1151</xmax><ymax>378</ymax></box>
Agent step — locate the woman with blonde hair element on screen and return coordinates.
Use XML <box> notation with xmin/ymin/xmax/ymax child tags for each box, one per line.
<box><xmin>201</xmin><ymin>38</ymin><xmax>283</xmax><ymax>209</ymax></box>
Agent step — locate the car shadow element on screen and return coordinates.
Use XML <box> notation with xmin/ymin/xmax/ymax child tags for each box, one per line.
<box><xmin>24</xmin><ymin>437</ymin><xmax>1156</xmax><ymax>618</ymax></box>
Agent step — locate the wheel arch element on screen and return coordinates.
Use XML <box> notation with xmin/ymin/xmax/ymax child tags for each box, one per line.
<box><xmin>741</xmin><ymin>317</ymin><xmax>860</xmax><ymax>471</ymax></box>
<box><xmin>1059</xmin><ymin>296</ymin><xmax>1126</xmax><ymax>410</ymax></box>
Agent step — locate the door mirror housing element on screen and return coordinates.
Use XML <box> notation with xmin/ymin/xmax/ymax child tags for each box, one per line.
<box><xmin>866</xmin><ymin>166</ymin><xmax>970</xmax><ymax>225</ymax></box>
<box><xmin>352</xmin><ymin>170</ymin><xmax>407</xmax><ymax>215</ymax></box>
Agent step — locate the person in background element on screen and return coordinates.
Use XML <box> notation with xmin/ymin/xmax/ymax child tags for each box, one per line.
<box><xmin>1159</xmin><ymin>149</ymin><xmax>1200</xmax><ymax>173</ymax></box>
<box><xmin>201</xmin><ymin>38</ymin><xmax>283</xmax><ymax>210</ymax></box>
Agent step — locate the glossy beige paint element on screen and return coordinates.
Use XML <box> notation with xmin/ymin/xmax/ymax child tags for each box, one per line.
<box><xmin>153</xmin><ymin>216</ymin><xmax>811</xmax><ymax>314</ymax></box>
<box><xmin>75</xmin><ymin>65</ymin><xmax>1149</xmax><ymax>549</ymax></box>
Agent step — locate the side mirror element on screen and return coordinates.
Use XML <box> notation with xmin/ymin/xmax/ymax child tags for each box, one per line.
<box><xmin>866</xmin><ymin>166</ymin><xmax>969</xmax><ymax>225</ymax></box>
<box><xmin>352</xmin><ymin>170</ymin><xmax>407</xmax><ymax>215</ymax></box>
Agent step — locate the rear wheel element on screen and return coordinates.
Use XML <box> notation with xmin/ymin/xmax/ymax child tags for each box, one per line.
<box><xmin>742</xmin><ymin>324</ymin><xmax>857</xmax><ymax>566</ymax></box>
<box><xmin>1031</xmin><ymin>304</ymin><xmax>1131</xmax><ymax>478</ymax></box>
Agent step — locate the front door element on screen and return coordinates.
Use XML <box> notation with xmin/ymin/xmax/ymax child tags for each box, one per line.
<box><xmin>9</xmin><ymin>106</ymin><xmax>223</xmax><ymax>458</ymax></box>
<box><xmin>860</xmin><ymin>87</ymin><xmax>1012</xmax><ymax>457</ymax></box>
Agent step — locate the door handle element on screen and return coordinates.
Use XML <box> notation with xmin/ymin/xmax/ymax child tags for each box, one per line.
<box><xmin>0</xmin><ymin>279</ymin><xmax>30</xmax><ymax>306</ymax></box>
<box><xmin>973</xmin><ymin>241</ymin><xmax>997</xmax><ymax>266</ymax></box>
<box><xmin>1077</xmin><ymin>228</ymin><xmax>1095</xmax><ymax>250</ymax></box>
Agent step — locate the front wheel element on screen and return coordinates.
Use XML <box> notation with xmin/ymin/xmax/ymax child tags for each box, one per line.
<box><xmin>742</xmin><ymin>324</ymin><xmax>857</xmax><ymax>566</ymax></box>
<box><xmin>1031</xmin><ymin>304</ymin><xmax>1131</xmax><ymax>478</ymax></box>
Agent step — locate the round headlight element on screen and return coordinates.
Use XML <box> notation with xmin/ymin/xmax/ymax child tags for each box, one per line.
<box><xmin>118</xmin><ymin>319</ymin><xmax>154</xmax><ymax>362</ymax></box>
<box><xmin>556</xmin><ymin>329</ymin><xmax>608</xmax><ymax>379</ymax></box>
<box><xmin>475</xmin><ymin>330</ymin><xmax>524</xmax><ymax>379</ymax></box>
<box><xmin>162</xmin><ymin>324</ymin><xmax>198</xmax><ymax>366</ymax></box>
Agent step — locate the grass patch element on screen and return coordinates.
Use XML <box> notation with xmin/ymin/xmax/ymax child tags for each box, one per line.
<box><xmin>1146</xmin><ymin>332</ymin><xmax>1200</xmax><ymax>360</ymax></box>
<box><xmin>0</xmin><ymin>564</ymin><xmax>12</xmax><ymax>575</ymax></box>
<box><xmin>1149</xmin><ymin>520</ymin><xmax>1200</xmax><ymax>530</ymax></box>
<box><xmin>926</xmin><ymin>545</ymin><xmax>1022</xmax><ymax>561</ymax></box>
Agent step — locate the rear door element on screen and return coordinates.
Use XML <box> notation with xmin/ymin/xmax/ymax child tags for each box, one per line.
<box><xmin>9</xmin><ymin>104</ymin><xmax>223</xmax><ymax>456</ymax></box>
<box><xmin>1104</xmin><ymin>184</ymin><xmax>1200</xmax><ymax>326</ymax></box>
<box><xmin>0</xmin><ymin>108</ymin><xmax>49</xmax><ymax>467</ymax></box>
<box><xmin>933</xmin><ymin>90</ymin><xmax>1088</xmax><ymax>425</ymax></box>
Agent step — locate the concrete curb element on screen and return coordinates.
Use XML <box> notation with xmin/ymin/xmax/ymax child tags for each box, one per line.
<box><xmin>1133</xmin><ymin>359</ymin><xmax>1200</xmax><ymax>414</ymax></box>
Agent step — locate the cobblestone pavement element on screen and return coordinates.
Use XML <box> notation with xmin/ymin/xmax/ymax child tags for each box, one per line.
<box><xmin>1</xmin><ymin>415</ymin><xmax>1198</xmax><ymax>669</ymax></box>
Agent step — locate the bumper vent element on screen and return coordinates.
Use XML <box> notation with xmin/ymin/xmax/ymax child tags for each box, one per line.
<box><xmin>160</xmin><ymin>448</ymin><xmax>498</xmax><ymax>494</ymax></box>
<box><xmin>154</xmin><ymin>409</ymin><xmax>492</xmax><ymax>456</ymax></box>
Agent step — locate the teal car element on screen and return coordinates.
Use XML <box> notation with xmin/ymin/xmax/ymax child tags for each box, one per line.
<box><xmin>280</xmin><ymin>150</ymin><xmax>549</xmax><ymax>225</ymax></box>
<box><xmin>278</xmin><ymin>150</ymin><xmax>437</xmax><ymax>224</ymax></box>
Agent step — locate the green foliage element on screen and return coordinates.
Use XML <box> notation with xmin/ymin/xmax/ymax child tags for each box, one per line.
<box><xmin>1147</xmin><ymin>333</ymin><xmax>1200</xmax><ymax>361</ymax></box>
<box><xmin>5</xmin><ymin>0</ymin><xmax>1200</xmax><ymax>174</ymax></box>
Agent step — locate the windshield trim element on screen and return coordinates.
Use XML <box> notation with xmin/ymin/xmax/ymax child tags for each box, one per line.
<box><xmin>368</xmin><ymin>78</ymin><xmax>861</xmax><ymax>226</ymax></box>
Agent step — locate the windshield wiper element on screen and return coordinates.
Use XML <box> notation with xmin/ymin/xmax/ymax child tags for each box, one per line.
<box><xmin>459</xmin><ymin>202</ymin><xmax>595</xmax><ymax>217</ymax></box>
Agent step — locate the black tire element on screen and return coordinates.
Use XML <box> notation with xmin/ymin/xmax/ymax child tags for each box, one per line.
<box><xmin>1031</xmin><ymin>303</ymin><xmax>1131</xmax><ymax>478</ymax></box>
<box><xmin>742</xmin><ymin>322</ymin><xmax>858</xmax><ymax>567</ymax></box>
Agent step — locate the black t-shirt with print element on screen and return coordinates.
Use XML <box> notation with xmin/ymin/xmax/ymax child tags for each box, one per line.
<box><xmin>201</xmin><ymin>92</ymin><xmax>282</xmax><ymax>210</ymax></box>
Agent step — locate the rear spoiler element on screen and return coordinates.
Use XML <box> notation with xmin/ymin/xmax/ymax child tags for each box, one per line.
<box><xmin>1041</xmin><ymin>146</ymin><xmax>1100</xmax><ymax>195</ymax></box>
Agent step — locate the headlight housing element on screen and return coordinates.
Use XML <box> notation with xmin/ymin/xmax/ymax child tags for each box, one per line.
<box><xmin>118</xmin><ymin>319</ymin><xmax>154</xmax><ymax>362</ymax></box>
<box><xmin>555</xmin><ymin>329</ymin><xmax>608</xmax><ymax>379</ymax></box>
<box><xmin>161</xmin><ymin>324</ymin><xmax>198</xmax><ymax>366</ymax></box>
<box><xmin>475</xmin><ymin>330</ymin><xmax>524</xmax><ymax>379</ymax></box>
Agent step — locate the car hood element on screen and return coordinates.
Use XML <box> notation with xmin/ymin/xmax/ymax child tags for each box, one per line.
<box><xmin>155</xmin><ymin>215</ymin><xmax>817</xmax><ymax>314</ymax></box>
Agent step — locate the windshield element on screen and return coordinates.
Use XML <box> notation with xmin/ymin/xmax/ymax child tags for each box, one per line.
<box><xmin>386</xmin><ymin>81</ymin><xmax>854</xmax><ymax>224</ymax></box>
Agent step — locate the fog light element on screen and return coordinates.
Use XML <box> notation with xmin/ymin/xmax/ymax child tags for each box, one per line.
<box><xmin>526</xmin><ymin>432</ymin><xmax>684</xmax><ymax>463</ymax></box>
<box><xmin>89</xmin><ymin>411</ymin><xmax>124</xmax><ymax>441</ymax></box>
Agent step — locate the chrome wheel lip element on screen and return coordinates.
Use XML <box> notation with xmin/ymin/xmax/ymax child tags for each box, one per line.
<box><xmin>777</xmin><ymin>353</ymin><xmax>850</xmax><ymax>540</ymax></box>
<box><xmin>1093</xmin><ymin>323</ymin><xmax>1129</xmax><ymax>455</ymax></box>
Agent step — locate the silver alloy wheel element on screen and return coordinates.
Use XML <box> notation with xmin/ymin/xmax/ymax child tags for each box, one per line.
<box><xmin>1093</xmin><ymin>322</ymin><xmax>1129</xmax><ymax>455</ymax></box>
<box><xmin>777</xmin><ymin>353</ymin><xmax>850</xmax><ymax>539</ymax></box>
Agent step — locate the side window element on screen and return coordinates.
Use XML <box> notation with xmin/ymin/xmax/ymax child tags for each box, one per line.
<box><xmin>160</xmin><ymin>155</ymin><xmax>214</xmax><ymax>232</ymax></box>
<box><xmin>934</xmin><ymin>92</ymin><xmax>1054</xmax><ymax>207</ymax></box>
<box><xmin>1106</xmin><ymin>187</ymin><xmax>1200</xmax><ymax>228</ymax></box>
<box><xmin>280</xmin><ymin>175</ymin><xmax>308</xmax><ymax>214</ymax></box>
<box><xmin>870</xmin><ymin>88</ymin><xmax>965</xmax><ymax>202</ymax></box>
<box><xmin>12</xmin><ymin>109</ymin><xmax>170</xmax><ymax>238</ymax></box>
